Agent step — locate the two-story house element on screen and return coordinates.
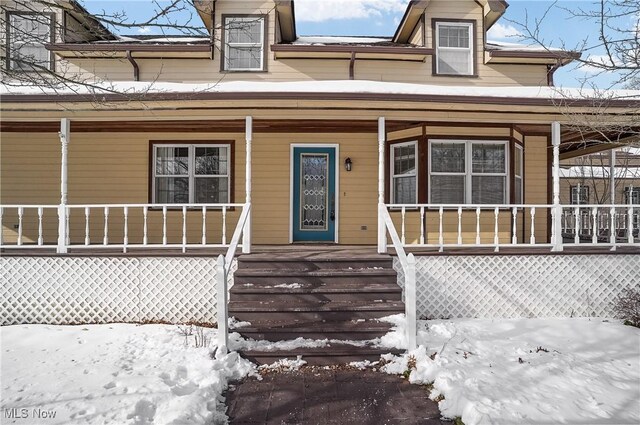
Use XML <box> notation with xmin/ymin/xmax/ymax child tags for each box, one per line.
<box><xmin>2</xmin><ymin>0</ymin><xmax>639</xmax><ymax>357</ymax></box>
<box><xmin>3</xmin><ymin>0</ymin><xmax>637</xmax><ymax>250</ymax></box>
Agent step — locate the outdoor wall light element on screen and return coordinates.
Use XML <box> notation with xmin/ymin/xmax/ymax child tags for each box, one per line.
<box><xmin>345</xmin><ymin>157</ymin><xmax>353</xmax><ymax>172</ymax></box>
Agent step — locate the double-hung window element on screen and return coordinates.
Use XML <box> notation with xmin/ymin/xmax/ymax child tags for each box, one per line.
<box><xmin>153</xmin><ymin>144</ymin><xmax>230</xmax><ymax>204</ymax></box>
<box><xmin>435</xmin><ymin>21</ymin><xmax>474</xmax><ymax>76</ymax></box>
<box><xmin>514</xmin><ymin>144</ymin><xmax>524</xmax><ymax>204</ymax></box>
<box><xmin>390</xmin><ymin>141</ymin><xmax>417</xmax><ymax>204</ymax></box>
<box><xmin>570</xmin><ymin>185</ymin><xmax>589</xmax><ymax>205</ymax></box>
<box><xmin>624</xmin><ymin>186</ymin><xmax>640</xmax><ymax>204</ymax></box>
<box><xmin>223</xmin><ymin>16</ymin><xmax>265</xmax><ymax>71</ymax></box>
<box><xmin>8</xmin><ymin>13</ymin><xmax>53</xmax><ymax>71</ymax></box>
<box><xmin>429</xmin><ymin>141</ymin><xmax>508</xmax><ymax>204</ymax></box>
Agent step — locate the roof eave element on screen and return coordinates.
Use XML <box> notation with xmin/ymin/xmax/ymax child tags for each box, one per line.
<box><xmin>392</xmin><ymin>0</ymin><xmax>430</xmax><ymax>44</ymax></box>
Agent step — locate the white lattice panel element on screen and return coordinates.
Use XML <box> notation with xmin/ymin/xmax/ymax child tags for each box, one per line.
<box><xmin>1</xmin><ymin>257</ymin><xmax>219</xmax><ymax>325</ymax></box>
<box><xmin>394</xmin><ymin>254</ymin><xmax>640</xmax><ymax>319</ymax></box>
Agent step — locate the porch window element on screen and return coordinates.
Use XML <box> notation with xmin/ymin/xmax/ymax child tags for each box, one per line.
<box><xmin>435</xmin><ymin>21</ymin><xmax>474</xmax><ymax>76</ymax></box>
<box><xmin>223</xmin><ymin>16</ymin><xmax>265</xmax><ymax>71</ymax></box>
<box><xmin>390</xmin><ymin>141</ymin><xmax>417</xmax><ymax>204</ymax></box>
<box><xmin>429</xmin><ymin>140</ymin><xmax>508</xmax><ymax>204</ymax></box>
<box><xmin>7</xmin><ymin>13</ymin><xmax>53</xmax><ymax>71</ymax></box>
<box><xmin>153</xmin><ymin>144</ymin><xmax>230</xmax><ymax>204</ymax></box>
<box><xmin>514</xmin><ymin>144</ymin><xmax>523</xmax><ymax>204</ymax></box>
<box><xmin>570</xmin><ymin>185</ymin><xmax>589</xmax><ymax>205</ymax></box>
<box><xmin>624</xmin><ymin>186</ymin><xmax>640</xmax><ymax>204</ymax></box>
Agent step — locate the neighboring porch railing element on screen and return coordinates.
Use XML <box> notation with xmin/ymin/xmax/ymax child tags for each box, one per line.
<box><xmin>380</xmin><ymin>203</ymin><xmax>638</xmax><ymax>252</ymax></box>
<box><xmin>0</xmin><ymin>203</ymin><xmax>250</xmax><ymax>253</ymax></box>
<box><xmin>561</xmin><ymin>205</ymin><xmax>640</xmax><ymax>245</ymax></box>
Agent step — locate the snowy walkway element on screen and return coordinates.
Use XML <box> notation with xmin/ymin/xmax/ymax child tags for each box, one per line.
<box><xmin>225</xmin><ymin>368</ymin><xmax>451</xmax><ymax>425</ymax></box>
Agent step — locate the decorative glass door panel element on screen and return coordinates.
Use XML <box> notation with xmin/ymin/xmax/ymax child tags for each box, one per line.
<box><xmin>293</xmin><ymin>147</ymin><xmax>336</xmax><ymax>242</ymax></box>
<box><xmin>301</xmin><ymin>154</ymin><xmax>328</xmax><ymax>230</ymax></box>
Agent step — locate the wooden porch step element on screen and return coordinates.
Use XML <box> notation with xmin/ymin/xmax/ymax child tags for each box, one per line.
<box><xmin>229</xmin><ymin>300</ymin><xmax>404</xmax><ymax>323</ymax></box>
<box><xmin>231</xmin><ymin>250</ymin><xmax>403</xmax><ymax>364</ymax></box>
<box><xmin>230</xmin><ymin>281</ymin><xmax>402</xmax><ymax>302</ymax></box>
<box><xmin>234</xmin><ymin>268</ymin><xmax>397</xmax><ymax>278</ymax></box>
<box><xmin>240</xmin><ymin>344</ymin><xmax>403</xmax><ymax>366</ymax></box>
<box><xmin>237</xmin><ymin>255</ymin><xmax>393</xmax><ymax>271</ymax></box>
<box><xmin>233</xmin><ymin>319</ymin><xmax>394</xmax><ymax>341</ymax></box>
<box><xmin>229</xmin><ymin>300</ymin><xmax>404</xmax><ymax>312</ymax></box>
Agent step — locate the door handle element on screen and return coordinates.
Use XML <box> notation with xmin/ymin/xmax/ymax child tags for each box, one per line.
<box><xmin>330</xmin><ymin>197</ymin><xmax>335</xmax><ymax>221</ymax></box>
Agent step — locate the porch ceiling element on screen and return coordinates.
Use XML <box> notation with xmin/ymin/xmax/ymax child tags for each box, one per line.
<box><xmin>514</xmin><ymin>124</ymin><xmax>640</xmax><ymax>158</ymax></box>
<box><xmin>0</xmin><ymin>119</ymin><xmax>423</xmax><ymax>133</ymax></box>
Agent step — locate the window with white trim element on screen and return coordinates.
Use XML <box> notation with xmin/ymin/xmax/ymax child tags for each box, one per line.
<box><xmin>435</xmin><ymin>21</ymin><xmax>473</xmax><ymax>76</ymax></box>
<box><xmin>624</xmin><ymin>186</ymin><xmax>640</xmax><ymax>204</ymax></box>
<box><xmin>514</xmin><ymin>144</ymin><xmax>523</xmax><ymax>204</ymax></box>
<box><xmin>429</xmin><ymin>141</ymin><xmax>508</xmax><ymax>204</ymax></box>
<box><xmin>153</xmin><ymin>144</ymin><xmax>230</xmax><ymax>204</ymax></box>
<box><xmin>223</xmin><ymin>16</ymin><xmax>265</xmax><ymax>71</ymax></box>
<box><xmin>390</xmin><ymin>141</ymin><xmax>417</xmax><ymax>204</ymax></box>
<box><xmin>8</xmin><ymin>13</ymin><xmax>53</xmax><ymax>71</ymax></box>
<box><xmin>570</xmin><ymin>185</ymin><xmax>589</xmax><ymax>205</ymax></box>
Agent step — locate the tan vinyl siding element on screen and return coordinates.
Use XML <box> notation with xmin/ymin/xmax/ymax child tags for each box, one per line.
<box><xmin>1</xmin><ymin>123</ymin><xmax>551</xmax><ymax>246</ymax></box>
<box><xmin>523</xmin><ymin>135</ymin><xmax>550</xmax><ymax>243</ymax></box>
<box><xmin>38</xmin><ymin>0</ymin><xmax>549</xmax><ymax>87</ymax></box>
<box><xmin>408</xmin><ymin>18</ymin><xmax>425</xmax><ymax>46</ymax></box>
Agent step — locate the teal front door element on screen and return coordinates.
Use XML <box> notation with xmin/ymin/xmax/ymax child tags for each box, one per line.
<box><xmin>292</xmin><ymin>147</ymin><xmax>336</xmax><ymax>242</ymax></box>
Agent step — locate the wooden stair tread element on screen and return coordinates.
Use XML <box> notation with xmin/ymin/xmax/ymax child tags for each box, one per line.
<box><xmin>234</xmin><ymin>269</ymin><xmax>397</xmax><ymax>277</ymax></box>
<box><xmin>231</xmin><ymin>282</ymin><xmax>401</xmax><ymax>293</ymax></box>
<box><xmin>229</xmin><ymin>300</ymin><xmax>405</xmax><ymax>312</ymax></box>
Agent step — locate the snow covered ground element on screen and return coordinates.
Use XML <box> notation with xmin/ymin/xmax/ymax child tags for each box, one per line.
<box><xmin>1</xmin><ymin>319</ymin><xmax>638</xmax><ymax>425</ymax></box>
<box><xmin>0</xmin><ymin>324</ymin><xmax>255</xmax><ymax>424</ymax></box>
<box><xmin>382</xmin><ymin>318</ymin><xmax>640</xmax><ymax>425</ymax></box>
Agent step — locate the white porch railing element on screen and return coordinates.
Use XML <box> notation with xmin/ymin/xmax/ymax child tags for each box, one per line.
<box><xmin>561</xmin><ymin>205</ymin><xmax>639</xmax><ymax>246</ymax></box>
<box><xmin>379</xmin><ymin>204</ymin><xmax>417</xmax><ymax>350</ymax></box>
<box><xmin>380</xmin><ymin>203</ymin><xmax>638</xmax><ymax>251</ymax></box>
<box><xmin>0</xmin><ymin>203</ymin><xmax>250</xmax><ymax>253</ymax></box>
<box><xmin>216</xmin><ymin>203</ymin><xmax>252</xmax><ymax>353</ymax></box>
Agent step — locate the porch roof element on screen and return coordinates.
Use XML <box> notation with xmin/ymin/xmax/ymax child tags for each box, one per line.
<box><xmin>2</xmin><ymin>80</ymin><xmax>638</xmax><ymax>108</ymax></box>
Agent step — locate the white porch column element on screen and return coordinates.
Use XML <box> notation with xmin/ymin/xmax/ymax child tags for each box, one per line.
<box><xmin>610</xmin><ymin>148</ymin><xmax>616</xmax><ymax>204</ymax></box>
<box><xmin>242</xmin><ymin>116</ymin><xmax>252</xmax><ymax>254</ymax></box>
<box><xmin>377</xmin><ymin>117</ymin><xmax>387</xmax><ymax>253</ymax></box>
<box><xmin>610</xmin><ymin>148</ymin><xmax>617</xmax><ymax>249</ymax></box>
<box><xmin>57</xmin><ymin>118</ymin><xmax>70</xmax><ymax>254</ymax></box>
<box><xmin>551</xmin><ymin>121</ymin><xmax>563</xmax><ymax>252</ymax></box>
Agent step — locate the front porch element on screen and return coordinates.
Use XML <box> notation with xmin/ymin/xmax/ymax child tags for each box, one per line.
<box><xmin>1</xmin><ymin>115</ymin><xmax>638</xmax><ymax>353</ymax></box>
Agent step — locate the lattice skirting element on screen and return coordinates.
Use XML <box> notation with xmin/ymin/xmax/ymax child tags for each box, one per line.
<box><xmin>1</xmin><ymin>257</ymin><xmax>223</xmax><ymax>325</ymax></box>
<box><xmin>394</xmin><ymin>254</ymin><xmax>640</xmax><ymax>319</ymax></box>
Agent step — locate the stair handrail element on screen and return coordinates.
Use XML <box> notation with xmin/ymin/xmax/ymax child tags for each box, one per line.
<box><xmin>379</xmin><ymin>203</ymin><xmax>417</xmax><ymax>350</ymax></box>
<box><xmin>217</xmin><ymin>202</ymin><xmax>252</xmax><ymax>353</ymax></box>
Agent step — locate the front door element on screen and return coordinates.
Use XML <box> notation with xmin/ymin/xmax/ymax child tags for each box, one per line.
<box><xmin>292</xmin><ymin>147</ymin><xmax>336</xmax><ymax>242</ymax></box>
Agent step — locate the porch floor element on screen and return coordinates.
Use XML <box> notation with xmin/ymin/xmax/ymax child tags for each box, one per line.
<box><xmin>1</xmin><ymin>244</ymin><xmax>638</xmax><ymax>257</ymax></box>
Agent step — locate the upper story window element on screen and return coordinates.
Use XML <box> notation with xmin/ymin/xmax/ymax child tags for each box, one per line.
<box><xmin>391</xmin><ymin>141</ymin><xmax>417</xmax><ymax>204</ymax></box>
<box><xmin>7</xmin><ymin>13</ymin><xmax>53</xmax><ymax>71</ymax></box>
<box><xmin>435</xmin><ymin>21</ymin><xmax>474</xmax><ymax>76</ymax></box>
<box><xmin>570</xmin><ymin>185</ymin><xmax>589</xmax><ymax>205</ymax></box>
<box><xmin>223</xmin><ymin>16</ymin><xmax>265</xmax><ymax>71</ymax></box>
<box><xmin>429</xmin><ymin>140</ymin><xmax>508</xmax><ymax>204</ymax></box>
<box><xmin>153</xmin><ymin>144</ymin><xmax>231</xmax><ymax>204</ymax></box>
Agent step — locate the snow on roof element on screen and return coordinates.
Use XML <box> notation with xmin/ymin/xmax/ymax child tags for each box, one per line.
<box><xmin>2</xmin><ymin>80</ymin><xmax>639</xmax><ymax>101</ymax></box>
<box><xmin>96</xmin><ymin>35</ymin><xmax>210</xmax><ymax>44</ymax></box>
<box><xmin>292</xmin><ymin>36</ymin><xmax>392</xmax><ymax>45</ymax></box>
<box><xmin>486</xmin><ymin>40</ymin><xmax>564</xmax><ymax>52</ymax></box>
<box><xmin>560</xmin><ymin>166</ymin><xmax>640</xmax><ymax>179</ymax></box>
